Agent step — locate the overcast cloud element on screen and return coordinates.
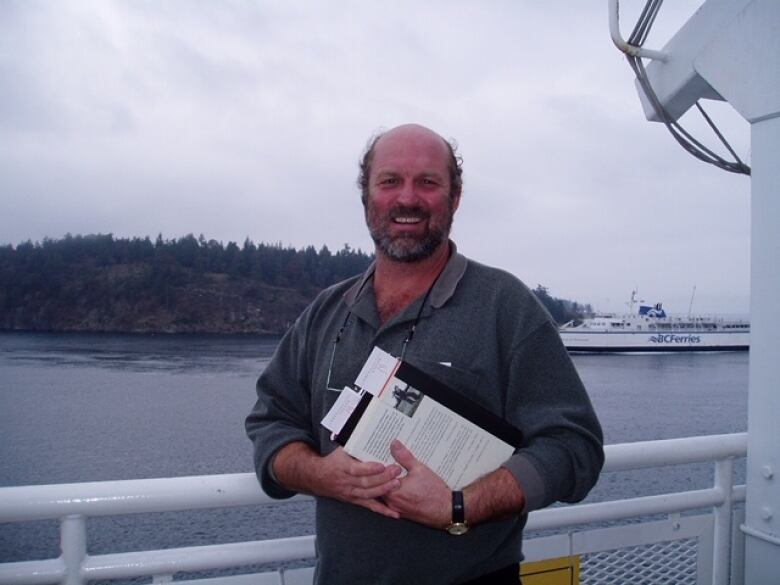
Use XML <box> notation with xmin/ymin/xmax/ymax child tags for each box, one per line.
<box><xmin>0</xmin><ymin>1</ymin><xmax>751</xmax><ymax>314</ymax></box>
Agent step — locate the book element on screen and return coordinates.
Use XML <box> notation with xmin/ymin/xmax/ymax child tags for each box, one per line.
<box><xmin>321</xmin><ymin>347</ymin><xmax>523</xmax><ymax>490</ymax></box>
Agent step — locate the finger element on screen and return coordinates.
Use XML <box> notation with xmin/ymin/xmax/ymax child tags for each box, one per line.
<box><xmin>350</xmin><ymin>476</ymin><xmax>401</xmax><ymax>500</ymax></box>
<box><xmin>349</xmin><ymin>459</ymin><xmax>393</xmax><ymax>477</ymax></box>
<box><xmin>329</xmin><ymin>448</ymin><xmax>384</xmax><ymax>474</ymax></box>
<box><xmin>389</xmin><ymin>440</ymin><xmax>417</xmax><ymax>470</ymax></box>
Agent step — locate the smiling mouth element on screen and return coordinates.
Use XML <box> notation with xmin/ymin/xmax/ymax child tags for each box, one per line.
<box><xmin>390</xmin><ymin>207</ymin><xmax>429</xmax><ymax>225</ymax></box>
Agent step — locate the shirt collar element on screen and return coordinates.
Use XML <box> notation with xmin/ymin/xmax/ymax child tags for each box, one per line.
<box><xmin>343</xmin><ymin>240</ymin><xmax>467</xmax><ymax>311</ymax></box>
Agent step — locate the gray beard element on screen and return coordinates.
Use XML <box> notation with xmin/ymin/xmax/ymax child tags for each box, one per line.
<box><xmin>367</xmin><ymin>204</ymin><xmax>452</xmax><ymax>263</ymax></box>
<box><xmin>371</xmin><ymin>230</ymin><xmax>446</xmax><ymax>263</ymax></box>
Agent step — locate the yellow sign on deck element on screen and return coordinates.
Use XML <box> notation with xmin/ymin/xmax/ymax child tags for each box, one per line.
<box><xmin>520</xmin><ymin>555</ymin><xmax>580</xmax><ymax>585</ymax></box>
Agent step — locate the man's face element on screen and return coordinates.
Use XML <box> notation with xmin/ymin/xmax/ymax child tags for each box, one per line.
<box><xmin>365</xmin><ymin>126</ymin><xmax>459</xmax><ymax>263</ymax></box>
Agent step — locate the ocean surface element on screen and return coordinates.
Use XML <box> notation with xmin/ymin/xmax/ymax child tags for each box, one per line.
<box><xmin>0</xmin><ymin>332</ymin><xmax>749</xmax><ymax>570</ymax></box>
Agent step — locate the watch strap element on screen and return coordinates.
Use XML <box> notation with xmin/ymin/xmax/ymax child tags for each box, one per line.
<box><xmin>452</xmin><ymin>490</ymin><xmax>465</xmax><ymax>524</ymax></box>
<box><xmin>447</xmin><ymin>490</ymin><xmax>468</xmax><ymax>534</ymax></box>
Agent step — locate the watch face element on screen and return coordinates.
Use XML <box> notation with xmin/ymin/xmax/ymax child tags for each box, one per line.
<box><xmin>447</xmin><ymin>522</ymin><xmax>469</xmax><ymax>536</ymax></box>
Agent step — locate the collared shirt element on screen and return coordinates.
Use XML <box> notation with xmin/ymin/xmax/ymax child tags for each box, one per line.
<box><xmin>246</xmin><ymin>243</ymin><xmax>603</xmax><ymax>584</ymax></box>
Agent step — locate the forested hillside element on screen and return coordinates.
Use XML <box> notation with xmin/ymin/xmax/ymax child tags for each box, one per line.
<box><xmin>0</xmin><ymin>234</ymin><xmax>589</xmax><ymax>334</ymax></box>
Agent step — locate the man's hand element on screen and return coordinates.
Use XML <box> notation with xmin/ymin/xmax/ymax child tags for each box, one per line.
<box><xmin>272</xmin><ymin>442</ymin><xmax>404</xmax><ymax>519</ymax></box>
<box><xmin>274</xmin><ymin>440</ymin><xmax>526</xmax><ymax>528</ymax></box>
<box><xmin>385</xmin><ymin>439</ymin><xmax>528</xmax><ymax>529</ymax></box>
<box><xmin>316</xmin><ymin>447</ymin><xmax>405</xmax><ymax>518</ymax></box>
<box><xmin>383</xmin><ymin>439</ymin><xmax>451</xmax><ymax>528</ymax></box>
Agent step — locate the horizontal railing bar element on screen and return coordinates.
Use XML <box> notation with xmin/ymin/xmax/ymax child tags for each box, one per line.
<box><xmin>0</xmin><ymin>433</ymin><xmax>747</xmax><ymax>524</ymax></box>
<box><xmin>81</xmin><ymin>536</ymin><xmax>316</xmax><ymax>581</ymax></box>
<box><xmin>528</xmin><ymin>484</ymin><xmax>746</xmax><ymax>531</ymax></box>
<box><xmin>603</xmin><ymin>432</ymin><xmax>747</xmax><ymax>472</ymax></box>
<box><xmin>0</xmin><ymin>473</ymin><xmax>312</xmax><ymax>523</ymax></box>
<box><xmin>0</xmin><ymin>558</ymin><xmax>64</xmax><ymax>585</ymax></box>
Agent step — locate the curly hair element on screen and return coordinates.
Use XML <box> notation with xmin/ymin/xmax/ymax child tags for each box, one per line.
<box><xmin>356</xmin><ymin>130</ymin><xmax>463</xmax><ymax>205</ymax></box>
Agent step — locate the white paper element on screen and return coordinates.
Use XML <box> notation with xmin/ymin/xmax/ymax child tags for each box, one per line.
<box><xmin>321</xmin><ymin>346</ymin><xmax>518</xmax><ymax>490</ymax></box>
<box><xmin>345</xmin><ymin>372</ymin><xmax>514</xmax><ymax>489</ymax></box>
<box><xmin>354</xmin><ymin>347</ymin><xmax>399</xmax><ymax>395</ymax></box>
<box><xmin>321</xmin><ymin>386</ymin><xmax>363</xmax><ymax>435</ymax></box>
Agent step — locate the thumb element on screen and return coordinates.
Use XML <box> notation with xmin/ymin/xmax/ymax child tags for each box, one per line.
<box><xmin>390</xmin><ymin>439</ymin><xmax>418</xmax><ymax>470</ymax></box>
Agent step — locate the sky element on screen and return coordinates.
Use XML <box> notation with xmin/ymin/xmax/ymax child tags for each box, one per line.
<box><xmin>0</xmin><ymin>1</ymin><xmax>752</xmax><ymax>314</ymax></box>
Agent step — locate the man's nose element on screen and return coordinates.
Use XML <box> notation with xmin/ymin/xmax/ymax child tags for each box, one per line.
<box><xmin>396</xmin><ymin>180</ymin><xmax>419</xmax><ymax>205</ymax></box>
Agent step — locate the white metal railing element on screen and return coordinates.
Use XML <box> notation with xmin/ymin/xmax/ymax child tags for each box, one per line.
<box><xmin>0</xmin><ymin>433</ymin><xmax>747</xmax><ymax>585</ymax></box>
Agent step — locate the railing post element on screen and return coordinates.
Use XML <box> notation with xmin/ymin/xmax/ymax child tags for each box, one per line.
<box><xmin>61</xmin><ymin>515</ymin><xmax>87</xmax><ymax>585</ymax></box>
<box><xmin>713</xmin><ymin>458</ymin><xmax>735</xmax><ymax>585</ymax></box>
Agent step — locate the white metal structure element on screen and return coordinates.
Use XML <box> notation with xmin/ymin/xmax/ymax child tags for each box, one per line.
<box><xmin>0</xmin><ymin>433</ymin><xmax>747</xmax><ymax>585</ymax></box>
<box><xmin>610</xmin><ymin>1</ymin><xmax>779</xmax><ymax>582</ymax></box>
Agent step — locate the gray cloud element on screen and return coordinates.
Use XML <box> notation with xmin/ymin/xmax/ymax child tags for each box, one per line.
<box><xmin>0</xmin><ymin>0</ymin><xmax>750</xmax><ymax>313</ymax></box>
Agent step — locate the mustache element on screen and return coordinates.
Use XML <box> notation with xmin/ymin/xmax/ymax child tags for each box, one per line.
<box><xmin>389</xmin><ymin>206</ymin><xmax>430</xmax><ymax>221</ymax></box>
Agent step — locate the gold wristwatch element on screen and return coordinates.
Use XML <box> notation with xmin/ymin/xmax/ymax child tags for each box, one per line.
<box><xmin>446</xmin><ymin>490</ymin><xmax>469</xmax><ymax>535</ymax></box>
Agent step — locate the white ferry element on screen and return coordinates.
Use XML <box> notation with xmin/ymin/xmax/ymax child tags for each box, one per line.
<box><xmin>559</xmin><ymin>292</ymin><xmax>750</xmax><ymax>353</ymax></box>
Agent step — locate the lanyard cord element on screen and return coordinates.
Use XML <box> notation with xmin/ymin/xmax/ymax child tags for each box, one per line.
<box><xmin>399</xmin><ymin>276</ymin><xmax>438</xmax><ymax>361</ymax></box>
<box><xmin>336</xmin><ymin>265</ymin><xmax>444</xmax><ymax>357</ymax></box>
<box><xmin>325</xmin><ymin>266</ymin><xmax>444</xmax><ymax>392</ymax></box>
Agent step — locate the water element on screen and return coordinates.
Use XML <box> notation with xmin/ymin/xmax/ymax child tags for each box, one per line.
<box><xmin>570</xmin><ymin>351</ymin><xmax>747</xmax><ymax>509</ymax></box>
<box><xmin>0</xmin><ymin>332</ymin><xmax>749</xmax><ymax>566</ymax></box>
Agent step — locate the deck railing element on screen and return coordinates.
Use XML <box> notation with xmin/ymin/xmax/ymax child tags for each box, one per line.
<box><xmin>0</xmin><ymin>433</ymin><xmax>747</xmax><ymax>585</ymax></box>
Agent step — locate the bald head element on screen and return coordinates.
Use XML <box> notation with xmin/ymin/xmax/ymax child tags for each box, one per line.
<box><xmin>357</xmin><ymin>124</ymin><xmax>463</xmax><ymax>205</ymax></box>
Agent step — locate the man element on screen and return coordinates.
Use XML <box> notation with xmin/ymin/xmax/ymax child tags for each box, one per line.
<box><xmin>246</xmin><ymin>124</ymin><xmax>603</xmax><ymax>584</ymax></box>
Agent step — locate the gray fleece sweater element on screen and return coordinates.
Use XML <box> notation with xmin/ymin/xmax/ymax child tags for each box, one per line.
<box><xmin>246</xmin><ymin>246</ymin><xmax>603</xmax><ymax>584</ymax></box>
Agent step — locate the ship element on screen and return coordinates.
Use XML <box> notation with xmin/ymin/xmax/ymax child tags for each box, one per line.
<box><xmin>559</xmin><ymin>291</ymin><xmax>750</xmax><ymax>353</ymax></box>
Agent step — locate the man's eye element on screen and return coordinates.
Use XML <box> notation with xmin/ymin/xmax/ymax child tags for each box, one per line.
<box><xmin>381</xmin><ymin>177</ymin><xmax>399</xmax><ymax>185</ymax></box>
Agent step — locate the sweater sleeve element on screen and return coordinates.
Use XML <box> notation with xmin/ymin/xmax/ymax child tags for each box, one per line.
<box><xmin>501</xmin><ymin>320</ymin><xmax>604</xmax><ymax>512</ymax></box>
<box><xmin>245</xmin><ymin>312</ymin><xmax>319</xmax><ymax>499</ymax></box>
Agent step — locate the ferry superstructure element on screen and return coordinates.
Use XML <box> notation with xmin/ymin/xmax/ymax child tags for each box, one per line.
<box><xmin>559</xmin><ymin>292</ymin><xmax>750</xmax><ymax>353</ymax></box>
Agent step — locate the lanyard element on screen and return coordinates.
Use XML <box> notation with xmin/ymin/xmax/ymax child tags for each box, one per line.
<box><xmin>325</xmin><ymin>268</ymin><xmax>442</xmax><ymax>391</ymax></box>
